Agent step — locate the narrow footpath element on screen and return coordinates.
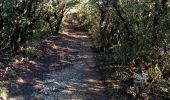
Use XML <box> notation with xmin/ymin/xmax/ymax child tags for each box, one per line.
<box><xmin>7</xmin><ymin>25</ymin><xmax>108</xmax><ymax>100</ymax></box>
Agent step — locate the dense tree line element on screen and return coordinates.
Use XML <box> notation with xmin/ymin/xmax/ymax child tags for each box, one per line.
<box><xmin>77</xmin><ymin>0</ymin><xmax>170</xmax><ymax>67</ymax></box>
<box><xmin>0</xmin><ymin>0</ymin><xmax>78</xmax><ymax>59</ymax></box>
<box><xmin>76</xmin><ymin>0</ymin><xmax>170</xmax><ymax>99</ymax></box>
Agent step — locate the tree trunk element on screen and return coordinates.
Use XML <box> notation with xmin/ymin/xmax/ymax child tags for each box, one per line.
<box><xmin>55</xmin><ymin>17</ymin><xmax>63</xmax><ymax>34</ymax></box>
<box><xmin>54</xmin><ymin>8</ymin><xmax>65</xmax><ymax>34</ymax></box>
<box><xmin>161</xmin><ymin>0</ymin><xmax>168</xmax><ymax>16</ymax></box>
<box><xmin>114</xmin><ymin>5</ymin><xmax>133</xmax><ymax>53</ymax></box>
<box><xmin>46</xmin><ymin>14</ymin><xmax>54</xmax><ymax>34</ymax></box>
<box><xmin>10</xmin><ymin>25</ymin><xmax>21</xmax><ymax>54</ymax></box>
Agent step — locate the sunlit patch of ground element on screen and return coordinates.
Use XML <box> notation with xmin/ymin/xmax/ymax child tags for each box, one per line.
<box><xmin>2</xmin><ymin>24</ymin><xmax>108</xmax><ymax>99</ymax></box>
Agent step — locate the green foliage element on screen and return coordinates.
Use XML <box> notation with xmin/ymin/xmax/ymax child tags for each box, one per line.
<box><xmin>42</xmin><ymin>0</ymin><xmax>79</xmax><ymax>34</ymax></box>
<box><xmin>75</xmin><ymin>0</ymin><xmax>100</xmax><ymax>30</ymax></box>
<box><xmin>0</xmin><ymin>0</ymin><xmax>42</xmax><ymax>56</ymax></box>
<box><xmin>82</xmin><ymin>0</ymin><xmax>170</xmax><ymax>66</ymax></box>
<box><xmin>79</xmin><ymin>0</ymin><xmax>170</xmax><ymax>99</ymax></box>
<box><xmin>98</xmin><ymin>52</ymin><xmax>115</xmax><ymax>66</ymax></box>
<box><xmin>0</xmin><ymin>0</ymin><xmax>79</xmax><ymax>59</ymax></box>
<box><xmin>19</xmin><ymin>49</ymin><xmax>33</xmax><ymax>58</ymax></box>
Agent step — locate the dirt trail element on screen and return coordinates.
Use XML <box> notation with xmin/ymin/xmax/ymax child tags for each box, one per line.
<box><xmin>6</xmin><ymin>25</ymin><xmax>108</xmax><ymax>100</ymax></box>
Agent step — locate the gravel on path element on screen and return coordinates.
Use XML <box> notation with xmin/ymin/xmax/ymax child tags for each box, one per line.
<box><xmin>7</xmin><ymin>25</ymin><xmax>108</xmax><ymax>100</ymax></box>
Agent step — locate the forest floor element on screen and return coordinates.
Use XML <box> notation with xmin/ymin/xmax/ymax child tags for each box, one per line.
<box><xmin>3</xmin><ymin>24</ymin><xmax>109</xmax><ymax>100</ymax></box>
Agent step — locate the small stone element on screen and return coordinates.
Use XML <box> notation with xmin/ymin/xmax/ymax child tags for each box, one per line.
<box><xmin>44</xmin><ymin>79</ymin><xmax>55</xmax><ymax>84</ymax></box>
<box><xmin>52</xmin><ymin>88</ymin><xmax>60</xmax><ymax>92</ymax></box>
<box><xmin>44</xmin><ymin>92</ymin><xmax>49</xmax><ymax>95</ymax></box>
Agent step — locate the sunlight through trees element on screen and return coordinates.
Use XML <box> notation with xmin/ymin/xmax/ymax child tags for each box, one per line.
<box><xmin>0</xmin><ymin>0</ymin><xmax>169</xmax><ymax>99</ymax></box>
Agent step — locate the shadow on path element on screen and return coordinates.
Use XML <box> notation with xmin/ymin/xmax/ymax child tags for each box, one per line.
<box><xmin>5</xmin><ymin>24</ymin><xmax>108</xmax><ymax>100</ymax></box>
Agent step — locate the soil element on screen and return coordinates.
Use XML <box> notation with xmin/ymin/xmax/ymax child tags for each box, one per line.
<box><xmin>4</xmin><ymin>24</ymin><xmax>109</xmax><ymax>100</ymax></box>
